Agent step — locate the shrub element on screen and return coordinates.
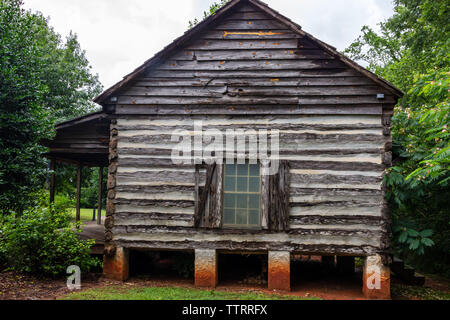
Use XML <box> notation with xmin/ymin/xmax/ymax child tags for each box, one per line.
<box><xmin>0</xmin><ymin>206</ymin><xmax>101</xmax><ymax>278</ymax></box>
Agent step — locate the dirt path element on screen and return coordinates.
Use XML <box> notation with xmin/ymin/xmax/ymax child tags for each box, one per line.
<box><xmin>0</xmin><ymin>271</ymin><xmax>448</xmax><ymax>300</ymax></box>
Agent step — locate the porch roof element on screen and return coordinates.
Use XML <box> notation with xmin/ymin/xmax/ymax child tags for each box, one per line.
<box><xmin>43</xmin><ymin>112</ymin><xmax>111</xmax><ymax>167</ymax></box>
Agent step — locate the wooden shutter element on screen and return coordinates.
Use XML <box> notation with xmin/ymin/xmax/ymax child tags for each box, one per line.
<box><xmin>194</xmin><ymin>162</ymin><xmax>223</xmax><ymax>229</ymax></box>
<box><xmin>262</xmin><ymin>160</ymin><xmax>290</xmax><ymax>232</ymax></box>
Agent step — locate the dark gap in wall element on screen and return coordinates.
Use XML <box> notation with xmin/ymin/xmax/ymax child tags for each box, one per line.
<box><xmin>129</xmin><ymin>250</ymin><xmax>194</xmax><ymax>281</ymax></box>
<box><xmin>218</xmin><ymin>254</ymin><xmax>267</xmax><ymax>286</ymax></box>
<box><xmin>291</xmin><ymin>255</ymin><xmax>362</xmax><ymax>291</ymax></box>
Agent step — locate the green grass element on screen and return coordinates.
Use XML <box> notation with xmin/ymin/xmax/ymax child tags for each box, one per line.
<box><xmin>69</xmin><ymin>208</ymin><xmax>106</xmax><ymax>222</ymax></box>
<box><xmin>392</xmin><ymin>283</ymin><xmax>450</xmax><ymax>300</ymax></box>
<box><xmin>62</xmin><ymin>285</ymin><xmax>320</xmax><ymax>300</ymax></box>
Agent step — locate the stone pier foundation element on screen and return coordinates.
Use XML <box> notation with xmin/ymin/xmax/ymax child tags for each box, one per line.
<box><xmin>195</xmin><ymin>249</ymin><xmax>218</xmax><ymax>288</ymax></box>
<box><xmin>363</xmin><ymin>255</ymin><xmax>391</xmax><ymax>300</ymax></box>
<box><xmin>103</xmin><ymin>246</ymin><xmax>129</xmax><ymax>281</ymax></box>
<box><xmin>268</xmin><ymin>251</ymin><xmax>291</xmax><ymax>291</ymax></box>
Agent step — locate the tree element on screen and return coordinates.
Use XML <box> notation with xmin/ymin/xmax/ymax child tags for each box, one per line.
<box><xmin>345</xmin><ymin>0</ymin><xmax>449</xmax><ymax>274</ymax></box>
<box><xmin>0</xmin><ymin>0</ymin><xmax>102</xmax><ymax>214</ymax></box>
<box><xmin>189</xmin><ymin>0</ymin><xmax>229</xmax><ymax>29</ymax></box>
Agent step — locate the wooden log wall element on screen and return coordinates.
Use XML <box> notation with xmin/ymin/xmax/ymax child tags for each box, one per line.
<box><xmin>105</xmin><ymin>3</ymin><xmax>396</xmax><ymax>256</ymax></box>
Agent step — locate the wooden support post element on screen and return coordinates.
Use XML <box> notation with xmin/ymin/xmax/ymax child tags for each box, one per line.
<box><xmin>195</xmin><ymin>249</ymin><xmax>218</xmax><ymax>288</ymax></box>
<box><xmin>97</xmin><ymin>167</ymin><xmax>103</xmax><ymax>225</ymax></box>
<box><xmin>76</xmin><ymin>163</ymin><xmax>82</xmax><ymax>223</ymax></box>
<box><xmin>49</xmin><ymin>158</ymin><xmax>55</xmax><ymax>204</ymax></box>
<box><xmin>103</xmin><ymin>246</ymin><xmax>129</xmax><ymax>281</ymax></box>
<box><xmin>268</xmin><ymin>251</ymin><xmax>290</xmax><ymax>291</ymax></box>
<box><xmin>337</xmin><ymin>256</ymin><xmax>355</xmax><ymax>275</ymax></box>
<box><xmin>363</xmin><ymin>255</ymin><xmax>391</xmax><ymax>300</ymax></box>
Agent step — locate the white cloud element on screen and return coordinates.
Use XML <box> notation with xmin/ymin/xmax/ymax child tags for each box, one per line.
<box><xmin>23</xmin><ymin>0</ymin><xmax>394</xmax><ymax>89</ymax></box>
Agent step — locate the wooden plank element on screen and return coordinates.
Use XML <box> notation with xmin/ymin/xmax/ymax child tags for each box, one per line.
<box><xmin>116</xmin><ymin>96</ymin><xmax>393</xmax><ymax>105</ymax></box>
<box><xmin>185</xmin><ymin>39</ymin><xmax>312</xmax><ymax>50</ymax></box>
<box><xmin>226</xmin><ymin>11</ymin><xmax>272</xmax><ymax>20</ymax></box>
<box><xmin>115</xmin><ymin>105</ymin><xmax>383</xmax><ymax>116</ymax></box>
<box><xmin>123</xmin><ymin>85</ymin><xmax>388</xmax><ymax>97</ymax></box>
<box><xmin>171</xmin><ymin>49</ymin><xmax>332</xmax><ymax>61</ymax></box>
<box><xmin>290</xmin><ymin>173</ymin><xmax>383</xmax><ymax>186</ymax></box>
<box><xmin>212</xmin><ymin>163</ymin><xmax>223</xmax><ymax>228</ymax></box>
<box><xmin>116</xmin><ymin>114</ymin><xmax>382</xmax><ymax>128</ymax></box>
<box><xmin>135</xmin><ymin>76</ymin><xmax>376</xmax><ymax>87</ymax></box>
<box><xmin>97</xmin><ymin>167</ymin><xmax>103</xmax><ymax>225</ymax></box>
<box><xmin>157</xmin><ymin>59</ymin><xmax>341</xmax><ymax>71</ymax></box>
<box><xmin>289</xmin><ymin>160</ymin><xmax>384</xmax><ymax>171</ymax></box>
<box><xmin>201</xmin><ymin>29</ymin><xmax>300</xmax><ymax>40</ymax></box>
<box><xmin>214</xmin><ymin>19</ymin><xmax>288</xmax><ymax>30</ymax></box>
<box><xmin>112</xmin><ymin>231</ymin><xmax>381</xmax><ymax>251</ymax></box>
<box><xmin>195</xmin><ymin>163</ymin><xmax>216</xmax><ymax>227</ymax></box>
<box><xmin>148</xmin><ymin>69</ymin><xmax>360</xmax><ymax>78</ymax></box>
<box><xmin>76</xmin><ymin>163</ymin><xmax>82</xmax><ymax>223</ymax></box>
<box><xmin>114</xmin><ymin>198</ymin><xmax>195</xmax><ymax>208</ymax></box>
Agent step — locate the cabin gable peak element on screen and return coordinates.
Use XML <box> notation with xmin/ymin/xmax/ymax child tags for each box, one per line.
<box><xmin>94</xmin><ymin>0</ymin><xmax>402</xmax><ymax>106</ymax></box>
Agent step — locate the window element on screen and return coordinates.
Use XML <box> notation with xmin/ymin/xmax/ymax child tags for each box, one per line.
<box><xmin>223</xmin><ymin>162</ymin><xmax>261</xmax><ymax>229</ymax></box>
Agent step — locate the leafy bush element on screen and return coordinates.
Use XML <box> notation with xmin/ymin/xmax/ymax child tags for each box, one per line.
<box><xmin>0</xmin><ymin>206</ymin><xmax>101</xmax><ymax>278</ymax></box>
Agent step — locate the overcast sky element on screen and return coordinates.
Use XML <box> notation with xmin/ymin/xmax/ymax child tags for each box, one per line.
<box><xmin>23</xmin><ymin>0</ymin><xmax>395</xmax><ymax>90</ymax></box>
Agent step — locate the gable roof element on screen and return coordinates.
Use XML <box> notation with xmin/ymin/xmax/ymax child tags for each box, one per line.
<box><xmin>94</xmin><ymin>0</ymin><xmax>402</xmax><ymax>106</ymax></box>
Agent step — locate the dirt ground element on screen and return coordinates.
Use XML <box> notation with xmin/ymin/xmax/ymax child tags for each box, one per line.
<box><xmin>0</xmin><ymin>269</ymin><xmax>448</xmax><ymax>300</ymax></box>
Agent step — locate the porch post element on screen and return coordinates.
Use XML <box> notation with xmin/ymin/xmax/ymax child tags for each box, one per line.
<box><xmin>97</xmin><ymin>167</ymin><xmax>103</xmax><ymax>225</ymax></box>
<box><xmin>49</xmin><ymin>158</ymin><xmax>56</xmax><ymax>204</ymax></box>
<box><xmin>76</xmin><ymin>163</ymin><xmax>82</xmax><ymax>223</ymax></box>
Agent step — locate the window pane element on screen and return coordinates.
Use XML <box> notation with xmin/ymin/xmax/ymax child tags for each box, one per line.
<box><xmin>249</xmin><ymin>210</ymin><xmax>259</xmax><ymax>225</ymax></box>
<box><xmin>223</xmin><ymin>162</ymin><xmax>261</xmax><ymax>229</ymax></box>
<box><xmin>225</xmin><ymin>164</ymin><xmax>236</xmax><ymax>176</ymax></box>
<box><xmin>248</xmin><ymin>194</ymin><xmax>260</xmax><ymax>209</ymax></box>
<box><xmin>236</xmin><ymin>194</ymin><xmax>248</xmax><ymax>209</ymax></box>
<box><xmin>237</xmin><ymin>164</ymin><xmax>249</xmax><ymax>176</ymax></box>
<box><xmin>224</xmin><ymin>176</ymin><xmax>236</xmax><ymax>192</ymax></box>
<box><xmin>236</xmin><ymin>177</ymin><xmax>248</xmax><ymax>192</ymax></box>
<box><xmin>248</xmin><ymin>177</ymin><xmax>260</xmax><ymax>193</ymax></box>
<box><xmin>223</xmin><ymin>194</ymin><xmax>235</xmax><ymax>208</ymax></box>
<box><xmin>249</xmin><ymin>164</ymin><xmax>260</xmax><ymax>177</ymax></box>
<box><xmin>223</xmin><ymin>209</ymin><xmax>235</xmax><ymax>225</ymax></box>
<box><xmin>236</xmin><ymin>210</ymin><xmax>247</xmax><ymax>225</ymax></box>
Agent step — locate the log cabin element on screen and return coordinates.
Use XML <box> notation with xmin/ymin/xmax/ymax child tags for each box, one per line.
<box><xmin>45</xmin><ymin>0</ymin><xmax>402</xmax><ymax>299</ymax></box>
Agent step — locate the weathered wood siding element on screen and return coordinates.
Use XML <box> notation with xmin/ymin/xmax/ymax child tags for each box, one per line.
<box><xmin>106</xmin><ymin>3</ymin><xmax>394</xmax><ymax>256</ymax></box>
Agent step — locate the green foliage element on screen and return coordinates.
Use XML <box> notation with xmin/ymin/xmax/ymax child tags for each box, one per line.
<box><xmin>0</xmin><ymin>0</ymin><xmax>54</xmax><ymax>214</ymax></box>
<box><xmin>0</xmin><ymin>0</ymin><xmax>102</xmax><ymax>214</ymax></box>
<box><xmin>188</xmin><ymin>0</ymin><xmax>229</xmax><ymax>29</ymax></box>
<box><xmin>346</xmin><ymin>0</ymin><xmax>450</xmax><ymax>274</ymax></box>
<box><xmin>0</xmin><ymin>204</ymin><xmax>101</xmax><ymax>278</ymax></box>
<box><xmin>52</xmin><ymin>163</ymin><xmax>107</xmax><ymax>209</ymax></box>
